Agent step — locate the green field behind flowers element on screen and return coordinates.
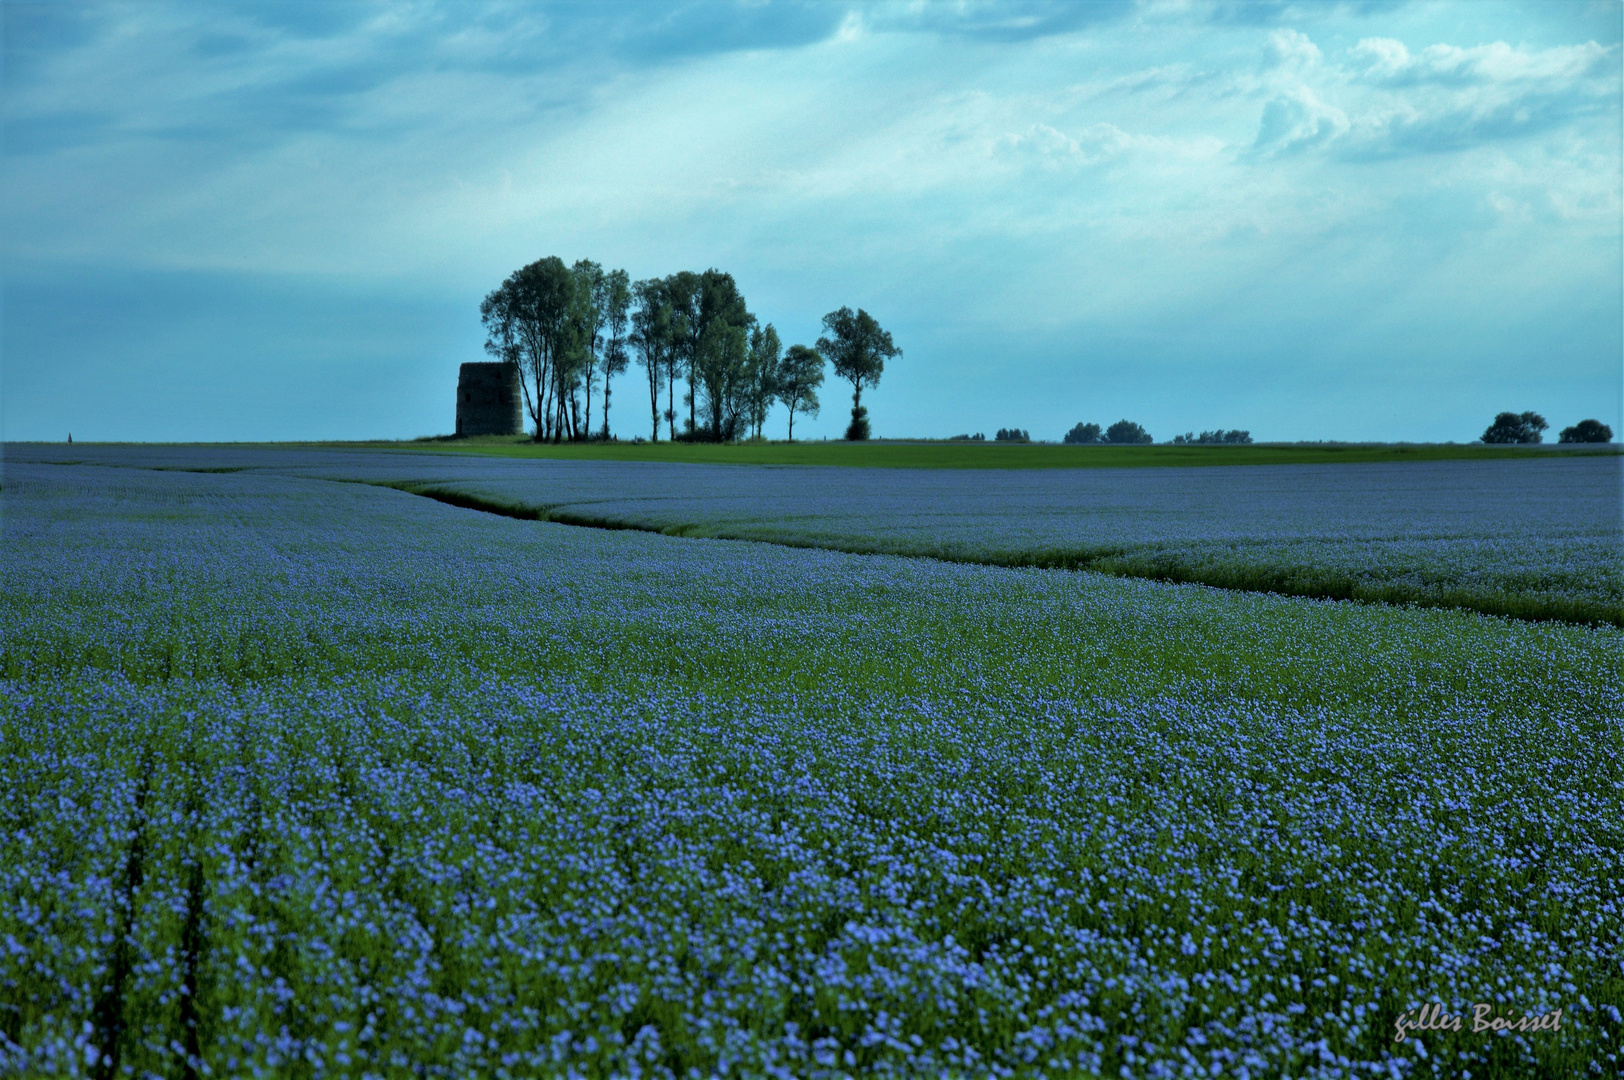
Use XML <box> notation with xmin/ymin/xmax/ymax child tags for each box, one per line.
<box><xmin>354</xmin><ymin>436</ymin><xmax>1618</xmax><ymax>471</ymax></box>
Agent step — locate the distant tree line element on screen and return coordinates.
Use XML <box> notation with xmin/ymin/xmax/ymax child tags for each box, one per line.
<box><xmin>1172</xmin><ymin>429</ymin><xmax>1252</xmax><ymax>445</ymax></box>
<box><xmin>1064</xmin><ymin>420</ymin><xmax>1153</xmax><ymax>445</ymax></box>
<box><xmin>1482</xmin><ymin>411</ymin><xmax>1613</xmax><ymax>445</ymax></box>
<box><xmin>481</xmin><ymin>257</ymin><xmax>900</xmax><ymax>443</ymax></box>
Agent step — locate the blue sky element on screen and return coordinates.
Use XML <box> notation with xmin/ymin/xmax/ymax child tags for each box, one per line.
<box><xmin>3</xmin><ymin>0</ymin><xmax>1619</xmax><ymax>443</ymax></box>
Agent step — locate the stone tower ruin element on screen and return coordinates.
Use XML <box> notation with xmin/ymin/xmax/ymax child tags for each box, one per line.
<box><xmin>455</xmin><ymin>362</ymin><xmax>523</xmax><ymax>437</ymax></box>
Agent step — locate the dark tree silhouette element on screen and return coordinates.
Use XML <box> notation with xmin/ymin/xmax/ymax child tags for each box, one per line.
<box><xmin>1063</xmin><ymin>422</ymin><xmax>1102</xmax><ymax>445</ymax></box>
<box><xmin>777</xmin><ymin>344</ymin><xmax>823</xmax><ymax>441</ymax></box>
<box><xmin>481</xmin><ymin>257</ymin><xmax>574</xmax><ymax>442</ymax></box>
<box><xmin>691</xmin><ymin>270</ymin><xmax>754</xmax><ymax>440</ymax></box>
<box><xmin>630</xmin><ymin>278</ymin><xmax>669</xmax><ymax>441</ymax></box>
<box><xmin>599</xmin><ymin>269</ymin><xmax>631</xmax><ymax>439</ymax></box>
<box><xmin>817</xmin><ymin>307</ymin><xmax>900</xmax><ymax>441</ymax></box>
<box><xmin>744</xmin><ymin>324</ymin><xmax>782</xmax><ymax>439</ymax></box>
<box><xmin>1482</xmin><ymin>411</ymin><xmax>1547</xmax><ymax>444</ymax></box>
<box><xmin>1558</xmin><ymin>419</ymin><xmax>1613</xmax><ymax>444</ymax></box>
<box><xmin>1105</xmin><ymin>419</ymin><xmax>1153</xmax><ymax>445</ymax></box>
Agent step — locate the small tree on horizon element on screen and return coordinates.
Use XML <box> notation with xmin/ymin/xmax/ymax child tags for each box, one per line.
<box><xmin>1557</xmin><ymin>418</ymin><xmax>1612</xmax><ymax>444</ymax></box>
<box><xmin>1105</xmin><ymin>419</ymin><xmax>1153</xmax><ymax>445</ymax></box>
<box><xmin>1481</xmin><ymin>411</ymin><xmax>1547</xmax><ymax>444</ymax></box>
<box><xmin>817</xmin><ymin>306</ymin><xmax>900</xmax><ymax>441</ymax></box>
<box><xmin>1063</xmin><ymin>422</ymin><xmax>1102</xmax><ymax>445</ymax></box>
<box><xmin>778</xmin><ymin>344</ymin><xmax>823</xmax><ymax>441</ymax></box>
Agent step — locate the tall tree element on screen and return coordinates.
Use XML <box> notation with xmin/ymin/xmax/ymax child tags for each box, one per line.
<box><xmin>664</xmin><ymin>271</ymin><xmax>701</xmax><ymax>439</ymax></box>
<box><xmin>695</xmin><ymin>317</ymin><xmax>751</xmax><ymax>440</ymax></box>
<box><xmin>570</xmin><ymin>260</ymin><xmax>605</xmax><ymax>441</ymax></box>
<box><xmin>693</xmin><ymin>270</ymin><xmax>754</xmax><ymax>440</ymax></box>
<box><xmin>482</xmin><ymin>257</ymin><xmax>574</xmax><ymax>441</ymax></box>
<box><xmin>599</xmin><ymin>269</ymin><xmax>631</xmax><ymax>439</ymax></box>
<box><xmin>630</xmin><ymin>278</ymin><xmax>670</xmax><ymax>441</ymax></box>
<box><xmin>744</xmin><ymin>323</ymin><xmax>782</xmax><ymax>439</ymax></box>
<box><xmin>777</xmin><ymin>343</ymin><xmax>823</xmax><ymax>442</ymax></box>
<box><xmin>816</xmin><ymin>306</ymin><xmax>899</xmax><ymax>441</ymax></box>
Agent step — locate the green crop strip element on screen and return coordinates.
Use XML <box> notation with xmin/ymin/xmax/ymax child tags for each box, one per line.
<box><xmin>348</xmin><ymin>438</ymin><xmax>1618</xmax><ymax>470</ymax></box>
<box><xmin>20</xmin><ymin>437</ymin><xmax>1616</xmax><ymax>470</ymax></box>
<box><xmin>375</xmin><ymin>481</ymin><xmax>1624</xmax><ymax>628</ymax></box>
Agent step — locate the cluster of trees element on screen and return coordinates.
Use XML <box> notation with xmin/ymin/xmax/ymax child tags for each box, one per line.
<box><xmin>479</xmin><ymin>258</ymin><xmax>630</xmax><ymax>442</ymax></box>
<box><xmin>994</xmin><ymin>428</ymin><xmax>1030</xmax><ymax>443</ymax></box>
<box><xmin>1561</xmin><ymin>419</ymin><xmax>1613</xmax><ymax>443</ymax></box>
<box><xmin>1064</xmin><ymin>420</ymin><xmax>1153</xmax><ymax>445</ymax></box>
<box><xmin>481</xmin><ymin>257</ymin><xmax>900</xmax><ymax>443</ymax></box>
<box><xmin>1483</xmin><ymin>411</ymin><xmax>1613</xmax><ymax>445</ymax></box>
<box><xmin>1482</xmin><ymin>411</ymin><xmax>1547</xmax><ymax>444</ymax></box>
<box><xmin>1172</xmin><ymin>429</ymin><xmax>1252</xmax><ymax>445</ymax></box>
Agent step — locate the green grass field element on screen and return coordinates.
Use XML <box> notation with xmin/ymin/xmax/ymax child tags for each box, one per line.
<box><xmin>337</xmin><ymin>437</ymin><xmax>1618</xmax><ymax>470</ymax></box>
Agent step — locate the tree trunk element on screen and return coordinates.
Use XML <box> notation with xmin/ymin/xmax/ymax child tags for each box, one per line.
<box><xmin>540</xmin><ymin>357</ymin><xmax>554</xmax><ymax>441</ymax></box>
<box><xmin>787</xmin><ymin>403</ymin><xmax>796</xmax><ymax>442</ymax></box>
<box><xmin>584</xmin><ymin>368</ymin><xmax>594</xmax><ymax>441</ymax></box>
<box><xmin>648</xmin><ymin>357</ymin><xmax>660</xmax><ymax>441</ymax></box>
<box><xmin>666</xmin><ymin>359</ymin><xmax>676</xmax><ymax>441</ymax></box>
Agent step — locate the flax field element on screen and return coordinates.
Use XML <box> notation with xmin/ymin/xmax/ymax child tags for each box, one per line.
<box><xmin>2</xmin><ymin>448</ymin><xmax>1621</xmax><ymax>1078</ymax></box>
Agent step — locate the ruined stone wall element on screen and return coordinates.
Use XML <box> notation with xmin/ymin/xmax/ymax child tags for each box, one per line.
<box><xmin>456</xmin><ymin>362</ymin><xmax>523</xmax><ymax>437</ymax></box>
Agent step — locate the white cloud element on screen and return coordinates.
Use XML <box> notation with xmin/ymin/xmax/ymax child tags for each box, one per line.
<box><xmin>994</xmin><ymin>121</ymin><xmax>1134</xmax><ymax>168</ymax></box>
<box><xmin>1350</xmin><ymin>37</ymin><xmax>1613</xmax><ymax>87</ymax></box>
<box><xmin>1338</xmin><ymin>38</ymin><xmax>1619</xmax><ymax>158</ymax></box>
<box><xmin>1264</xmin><ymin>28</ymin><xmax>1321</xmax><ymax>70</ymax></box>
<box><xmin>1251</xmin><ymin>86</ymin><xmax>1348</xmax><ymax>156</ymax></box>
